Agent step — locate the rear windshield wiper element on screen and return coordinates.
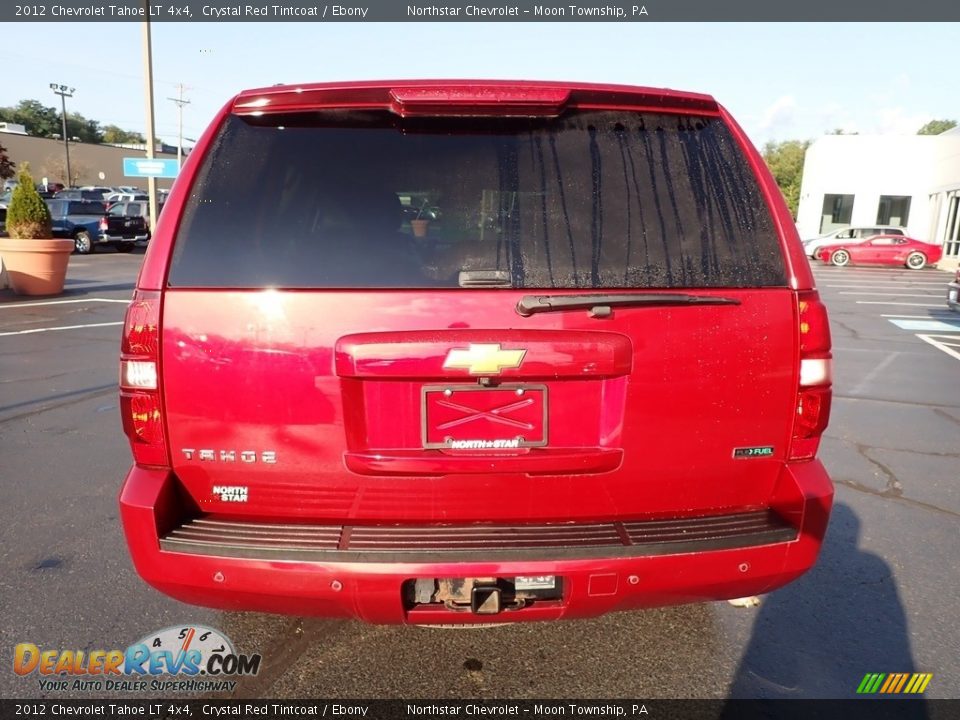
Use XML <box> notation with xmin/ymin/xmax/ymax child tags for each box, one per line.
<box><xmin>516</xmin><ymin>293</ymin><xmax>741</xmax><ymax>317</ymax></box>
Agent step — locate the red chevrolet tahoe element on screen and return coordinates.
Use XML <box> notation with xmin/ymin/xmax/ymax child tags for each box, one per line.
<box><xmin>119</xmin><ymin>80</ymin><xmax>833</xmax><ymax>624</ymax></box>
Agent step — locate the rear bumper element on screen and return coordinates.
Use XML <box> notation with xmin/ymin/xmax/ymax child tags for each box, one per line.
<box><xmin>119</xmin><ymin>462</ymin><xmax>833</xmax><ymax>624</ymax></box>
<box><xmin>100</xmin><ymin>232</ymin><xmax>150</xmax><ymax>243</ymax></box>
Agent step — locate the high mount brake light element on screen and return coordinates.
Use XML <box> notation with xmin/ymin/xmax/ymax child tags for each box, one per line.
<box><xmin>119</xmin><ymin>290</ymin><xmax>168</xmax><ymax>467</ymax></box>
<box><xmin>791</xmin><ymin>292</ymin><xmax>832</xmax><ymax>461</ymax></box>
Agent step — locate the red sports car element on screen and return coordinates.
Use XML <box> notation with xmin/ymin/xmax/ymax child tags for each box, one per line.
<box><xmin>817</xmin><ymin>235</ymin><xmax>942</xmax><ymax>270</ymax></box>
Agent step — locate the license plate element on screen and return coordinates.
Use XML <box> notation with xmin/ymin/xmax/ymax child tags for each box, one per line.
<box><xmin>422</xmin><ymin>384</ymin><xmax>547</xmax><ymax>449</ymax></box>
<box><xmin>515</xmin><ymin>575</ymin><xmax>556</xmax><ymax>591</ymax></box>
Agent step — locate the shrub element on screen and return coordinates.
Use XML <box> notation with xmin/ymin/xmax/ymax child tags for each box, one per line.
<box><xmin>6</xmin><ymin>164</ymin><xmax>52</xmax><ymax>239</ymax></box>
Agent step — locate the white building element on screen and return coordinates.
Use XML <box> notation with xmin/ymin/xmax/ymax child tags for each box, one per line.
<box><xmin>0</xmin><ymin>122</ymin><xmax>28</xmax><ymax>135</ymax></box>
<box><xmin>796</xmin><ymin>130</ymin><xmax>960</xmax><ymax>268</ymax></box>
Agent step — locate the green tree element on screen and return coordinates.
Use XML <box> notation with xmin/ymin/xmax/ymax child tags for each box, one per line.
<box><xmin>0</xmin><ymin>100</ymin><xmax>61</xmax><ymax>137</ymax></box>
<box><xmin>0</xmin><ymin>141</ymin><xmax>14</xmax><ymax>180</ymax></box>
<box><xmin>102</xmin><ymin>125</ymin><xmax>146</xmax><ymax>144</ymax></box>
<box><xmin>762</xmin><ymin>139</ymin><xmax>810</xmax><ymax>219</ymax></box>
<box><xmin>917</xmin><ymin>119</ymin><xmax>957</xmax><ymax>135</ymax></box>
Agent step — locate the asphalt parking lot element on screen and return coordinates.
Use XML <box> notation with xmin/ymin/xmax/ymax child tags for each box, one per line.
<box><xmin>1</xmin><ymin>251</ymin><xmax>958</xmax><ymax>701</ymax></box>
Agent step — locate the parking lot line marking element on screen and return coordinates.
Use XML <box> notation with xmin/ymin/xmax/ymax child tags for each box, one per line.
<box><xmin>0</xmin><ymin>321</ymin><xmax>124</xmax><ymax>337</ymax></box>
<box><xmin>881</xmin><ymin>314</ymin><xmax>958</xmax><ymax>319</ymax></box>
<box><xmin>839</xmin><ymin>292</ymin><xmax>941</xmax><ymax>298</ymax></box>
<box><xmin>916</xmin><ymin>334</ymin><xmax>960</xmax><ymax>362</ymax></box>
<box><xmin>0</xmin><ymin>298</ymin><xmax>129</xmax><ymax>309</ymax></box>
<box><xmin>856</xmin><ymin>301</ymin><xmax>943</xmax><ymax>307</ymax></box>
<box><xmin>887</xmin><ymin>319</ymin><xmax>960</xmax><ymax>332</ymax></box>
<box><xmin>851</xmin><ymin>351</ymin><xmax>901</xmax><ymax>394</ymax></box>
<box><xmin>824</xmin><ymin>283</ymin><xmax>946</xmax><ymax>289</ymax></box>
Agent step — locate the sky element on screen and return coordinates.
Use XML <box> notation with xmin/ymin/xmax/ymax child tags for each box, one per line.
<box><xmin>1</xmin><ymin>22</ymin><xmax>957</xmax><ymax>149</ymax></box>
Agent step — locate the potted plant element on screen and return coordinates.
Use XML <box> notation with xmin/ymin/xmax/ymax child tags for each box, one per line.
<box><xmin>409</xmin><ymin>199</ymin><xmax>431</xmax><ymax>238</ymax></box>
<box><xmin>0</xmin><ymin>165</ymin><xmax>73</xmax><ymax>296</ymax></box>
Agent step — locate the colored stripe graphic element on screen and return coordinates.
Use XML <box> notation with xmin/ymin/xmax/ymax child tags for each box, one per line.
<box><xmin>858</xmin><ymin>672</ymin><xmax>932</xmax><ymax>694</ymax></box>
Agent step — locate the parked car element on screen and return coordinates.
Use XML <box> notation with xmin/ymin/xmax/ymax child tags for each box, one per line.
<box><xmin>45</xmin><ymin>198</ymin><xmax>148</xmax><ymax>253</ymax></box>
<box><xmin>802</xmin><ymin>225</ymin><xmax>905</xmax><ymax>258</ymax></box>
<box><xmin>105</xmin><ymin>192</ymin><xmax>149</xmax><ymax>205</ymax></box>
<box><xmin>106</xmin><ymin>199</ymin><xmax>163</xmax><ymax>233</ymax></box>
<box><xmin>79</xmin><ymin>185</ymin><xmax>114</xmax><ymax>197</ymax></box>
<box><xmin>816</xmin><ymin>235</ymin><xmax>942</xmax><ymax>269</ymax></box>
<box><xmin>54</xmin><ymin>188</ymin><xmax>111</xmax><ymax>202</ymax></box>
<box><xmin>118</xmin><ymin>80</ymin><xmax>834</xmax><ymax>624</ymax></box>
<box><xmin>948</xmin><ymin>269</ymin><xmax>960</xmax><ymax>312</ymax></box>
<box><xmin>101</xmin><ymin>202</ymin><xmax>151</xmax><ymax>247</ymax></box>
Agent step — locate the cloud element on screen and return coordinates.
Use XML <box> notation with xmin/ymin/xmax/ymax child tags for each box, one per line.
<box><xmin>757</xmin><ymin>95</ymin><xmax>798</xmax><ymax>135</ymax></box>
<box><xmin>873</xmin><ymin>106</ymin><xmax>931</xmax><ymax>135</ymax></box>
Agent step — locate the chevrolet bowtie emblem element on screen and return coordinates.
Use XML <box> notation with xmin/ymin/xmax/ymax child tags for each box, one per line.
<box><xmin>443</xmin><ymin>344</ymin><xmax>527</xmax><ymax>375</ymax></box>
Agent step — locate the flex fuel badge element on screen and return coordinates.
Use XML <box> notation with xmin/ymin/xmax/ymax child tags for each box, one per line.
<box><xmin>733</xmin><ymin>446</ymin><xmax>775</xmax><ymax>459</ymax></box>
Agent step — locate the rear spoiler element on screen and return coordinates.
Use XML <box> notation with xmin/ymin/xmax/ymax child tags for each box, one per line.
<box><xmin>231</xmin><ymin>81</ymin><xmax>720</xmax><ymax>118</ymax></box>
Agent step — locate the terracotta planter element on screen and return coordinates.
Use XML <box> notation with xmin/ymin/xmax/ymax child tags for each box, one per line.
<box><xmin>0</xmin><ymin>238</ymin><xmax>74</xmax><ymax>296</ymax></box>
<box><xmin>410</xmin><ymin>219</ymin><xmax>430</xmax><ymax>238</ymax></box>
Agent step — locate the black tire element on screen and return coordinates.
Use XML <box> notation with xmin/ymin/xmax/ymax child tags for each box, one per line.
<box><xmin>905</xmin><ymin>252</ymin><xmax>926</xmax><ymax>270</ymax></box>
<box><xmin>115</xmin><ymin>242</ymin><xmax>135</xmax><ymax>253</ymax></box>
<box><xmin>830</xmin><ymin>249</ymin><xmax>850</xmax><ymax>267</ymax></box>
<box><xmin>74</xmin><ymin>230</ymin><xmax>93</xmax><ymax>254</ymax></box>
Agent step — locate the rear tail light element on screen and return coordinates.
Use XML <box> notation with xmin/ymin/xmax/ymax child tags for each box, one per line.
<box><xmin>119</xmin><ymin>290</ymin><xmax>168</xmax><ymax>467</ymax></box>
<box><xmin>99</xmin><ymin>217</ymin><xmax>108</xmax><ymax>231</ymax></box>
<box><xmin>790</xmin><ymin>292</ymin><xmax>832</xmax><ymax>461</ymax></box>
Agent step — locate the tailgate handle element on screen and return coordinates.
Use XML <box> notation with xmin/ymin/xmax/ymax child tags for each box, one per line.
<box><xmin>458</xmin><ymin>270</ymin><xmax>511</xmax><ymax>288</ymax></box>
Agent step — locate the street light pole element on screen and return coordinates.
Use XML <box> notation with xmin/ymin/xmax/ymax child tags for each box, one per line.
<box><xmin>142</xmin><ymin>9</ymin><xmax>158</xmax><ymax>232</ymax></box>
<box><xmin>49</xmin><ymin>84</ymin><xmax>75</xmax><ymax>186</ymax></box>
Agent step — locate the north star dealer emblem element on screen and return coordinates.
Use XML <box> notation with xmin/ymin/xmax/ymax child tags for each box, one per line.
<box><xmin>443</xmin><ymin>344</ymin><xmax>526</xmax><ymax>375</ymax></box>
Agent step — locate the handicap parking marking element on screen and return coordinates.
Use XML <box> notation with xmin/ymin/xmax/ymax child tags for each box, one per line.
<box><xmin>887</xmin><ymin>319</ymin><xmax>960</xmax><ymax>332</ymax></box>
<box><xmin>916</xmin><ymin>334</ymin><xmax>960</xmax><ymax>362</ymax></box>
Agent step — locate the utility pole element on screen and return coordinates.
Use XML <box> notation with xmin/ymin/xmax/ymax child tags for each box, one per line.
<box><xmin>49</xmin><ymin>84</ymin><xmax>75</xmax><ymax>186</ymax></box>
<box><xmin>141</xmin><ymin>8</ymin><xmax>158</xmax><ymax>233</ymax></box>
<box><xmin>167</xmin><ymin>84</ymin><xmax>191</xmax><ymax>168</ymax></box>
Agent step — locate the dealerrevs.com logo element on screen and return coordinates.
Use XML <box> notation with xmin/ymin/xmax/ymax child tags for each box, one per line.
<box><xmin>14</xmin><ymin>625</ymin><xmax>261</xmax><ymax>693</ymax></box>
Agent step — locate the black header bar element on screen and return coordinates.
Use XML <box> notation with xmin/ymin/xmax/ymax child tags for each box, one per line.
<box><xmin>4</xmin><ymin>1</ymin><xmax>960</xmax><ymax>22</ymax></box>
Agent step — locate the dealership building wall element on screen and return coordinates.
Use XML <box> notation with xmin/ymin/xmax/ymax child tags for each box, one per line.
<box><xmin>796</xmin><ymin>132</ymin><xmax>960</xmax><ymax>269</ymax></box>
<box><xmin>0</xmin><ymin>131</ymin><xmax>177</xmax><ymax>190</ymax></box>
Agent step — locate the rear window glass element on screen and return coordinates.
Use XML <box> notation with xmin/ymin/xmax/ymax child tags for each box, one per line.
<box><xmin>67</xmin><ymin>201</ymin><xmax>106</xmax><ymax>215</ymax></box>
<box><xmin>169</xmin><ymin>111</ymin><xmax>786</xmax><ymax>289</ymax></box>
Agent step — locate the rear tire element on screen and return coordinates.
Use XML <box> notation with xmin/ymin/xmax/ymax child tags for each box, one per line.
<box><xmin>115</xmin><ymin>242</ymin><xmax>134</xmax><ymax>253</ymax></box>
<box><xmin>74</xmin><ymin>230</ymin><xmax>93</xmax><ymax>254</ymax></box>
<box><xmin>830</xmin><ymin>249</ymin><xmax>850</xmax><ymax>267</ymax></box>
<box><xmin>905</xmin><ymin>252</ymin><xmax>926</xmax><ymax>270</ymax></box>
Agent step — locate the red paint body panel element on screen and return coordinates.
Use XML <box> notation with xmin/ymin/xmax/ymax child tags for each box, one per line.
<box><xmin>158</xmin><ymin>288</ymin><xmax>798</xmax><ymax>521</ymax></box>
<box><xmin>120</xmin><ymin>80</ymin><xmax>834</xmax><ymax>623</ymax></box>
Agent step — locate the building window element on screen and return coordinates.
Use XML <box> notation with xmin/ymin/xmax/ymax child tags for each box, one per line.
<box><xmin>945</xmin><ymin>195</ymin><xmax>960</xmax><ymax>258</ymax></box>
<box><xmin>876</xmin><ymin>195</ymin><xmax>911</xmax><ymax>227</ymax></box>
<box><xmin>820</xmin><ymin>194</ymin><xmax>854</xmax><ymax>233</ymax></box>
